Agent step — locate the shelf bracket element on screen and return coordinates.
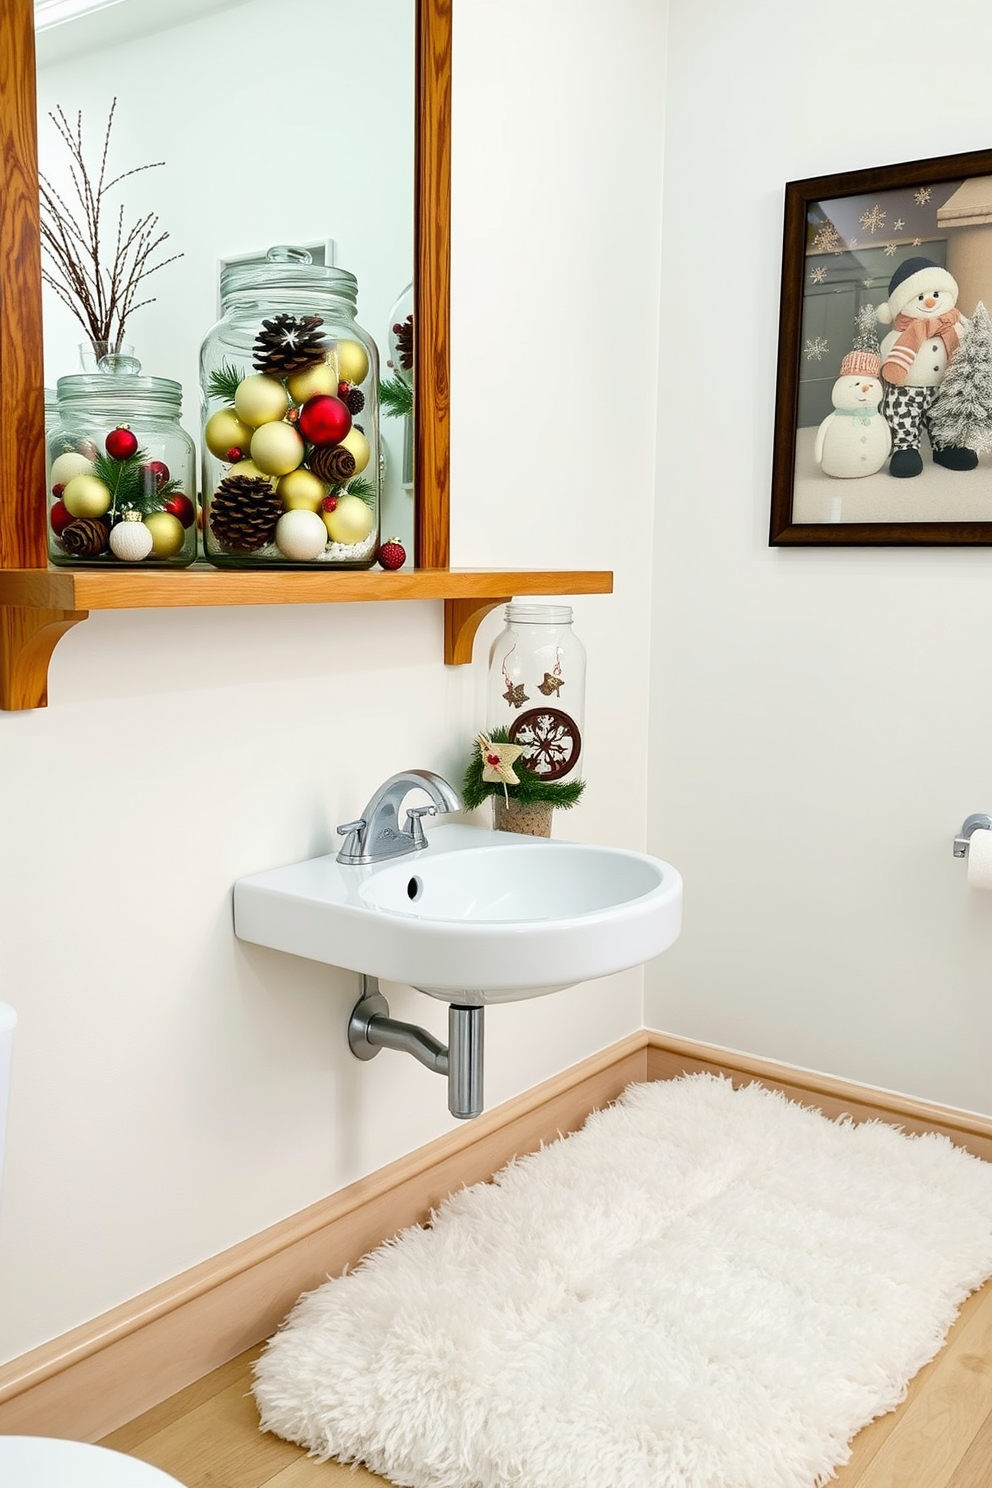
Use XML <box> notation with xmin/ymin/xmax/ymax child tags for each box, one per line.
<box><xmin>444</xmin><ymin>596</ymin><xmax>510</xmax><ymax>666</ymax></box>
<box><xmin>0</xmin><ymin>606</ymin><xmax>89</xmax><ymax>711</ymax></box>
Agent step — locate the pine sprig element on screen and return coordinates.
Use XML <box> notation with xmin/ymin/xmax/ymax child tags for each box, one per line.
<box><xmin>338</xmin><ymin>474</ymin><xmax>376</xmax><ymax>506</ymax></box>
<box><xmin>461</xmin><ymin>727</ymin><xmax>586</xmax><ymax>810</ymax></box>
<box><xmin>207</xmin><ymin>359</ymin><xmax>245</xmax><ymax>405</ymax></box>
<box><xmin>379</xmin><ymin>375</ymin><xmax>413</xmax><ymax>419</ymax></box>
<box><xmin>93</xmin><ymin>447</ymin><xmax>161</xmax><ymax>516</ymax></box>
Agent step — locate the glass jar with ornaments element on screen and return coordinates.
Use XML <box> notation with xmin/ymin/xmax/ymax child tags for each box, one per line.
<box><xmin>486</xmin><ymin>604</ymin><xmax>587</xmax><ymax>785</ymax></box>
<box><xmin>47</xmin><ymin>369</ymin><xmax>197</xmax><ymax>567</ymax></box>
<box><xmin>199</xmin><ymin>246</ymin><xmax>381</xmax><ymax>568</ymax></box>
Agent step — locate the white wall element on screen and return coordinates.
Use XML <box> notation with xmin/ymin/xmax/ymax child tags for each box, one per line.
<box><xmin>0</xmin><ymin>0</ymin><xmax>666</xmax><ymax>1363</ymax></box>
<box><xmin>646</xmin><ymin>0</ymin><xmax>992</xmax><ymax>1118</ymax></box>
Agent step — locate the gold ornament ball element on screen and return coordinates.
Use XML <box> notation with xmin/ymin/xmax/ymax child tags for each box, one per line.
<box><xmin>322</xmin><ymin>493</ymin><xmax>375</xmax><ymax>545</ymax></box>
<box><xmin>50</xmin><ymin>450</ymin><xmax>94</xmax><ymax>487</ymax></box>
<box><xmin>287</xmin><ymin>360</ymin><xmax>337</xmax><ymax>403</ymax></box>
<box><xmin>143</xmin><ymin>511</ymin><xmax>186</xmax><ymax>558</ymax></box>
<box><xmin>337</xmin><ymin>339</ymin><xmax>370</xmax><ymax>385</ymax></box>
<box><xmin>204</xmin><ymin>407</ymin><xmax>254</xmax><ymax>460</ymax></box>
<box><xmin>227</xmin><ymin>458</ymin><xmax>274</xmax><ymax>486</ymax></box>
<box><xmin>338</xmin><ymin>425</ymin><xmax>371</xmax><ymax>475</ymax></box>
<box><xmin>250</xmin><ymin>420</ymin><xmax>305</xmax><ymax>476</ymax></box>
<box><xmin>62</xmin><ymin>472</ymin><xmax>112</xmax><ymax>519</ymax></box>
<box><xmin>277</xmin><ymin>467</ymin><xmax>327</xmax><ymax>511</ymax></box>
<box><xmin>234</xmin><ymin>374</ymin><xmax>291</xmax><ymax>427</ymax></box>
<box><xmin>275</xmin><ymin>508</ymin><xmax>329</xmax><ymax>561</ymax></box>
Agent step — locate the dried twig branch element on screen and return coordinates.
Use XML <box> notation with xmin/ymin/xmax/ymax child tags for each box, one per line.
<box><xmin>38</xmin><ymin>98</ymin><xmax>182</xmax><ymax>356</ymax></box>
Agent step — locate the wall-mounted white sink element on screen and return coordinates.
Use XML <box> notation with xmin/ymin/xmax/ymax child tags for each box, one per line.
<box><xmin>233</xmin><ymin>823</ymin><xmax>682</xmax><ymax>1005</ymax></box>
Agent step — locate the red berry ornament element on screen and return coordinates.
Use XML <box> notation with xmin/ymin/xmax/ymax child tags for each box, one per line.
<box><xmin>225</xmin><ymin>446</ymin><xmax>244</xmax><ymax>463</ymax></box>
<box><xmin>105</xmin><ymin>426</ymin><xmax>138</xmax><ymax>460</ymax></box>
<box><xmin>51</xmin><ymin>483</ymin><xmax>65</xmax><ymax>498</ymax></box>
<box><xmin>377</xmin><ymin>537</ymin><xmax>406</xmax><ymax>571</ymax></box>
<box><xmin>164</xmin><ymin>493</ymin><xmax>196</xmax><ymax>528</ymax></box>
<box><xmin>298</xmin><ymin>394</ymin><xmax>352</xmax><ymax>447</ymax></box>
<box><xmin>49</xmin><ymin>499</ymin><xmax>73</xmax><ymax>536</ymax></box>
<box><xmin>321</xmin><ymin>495</ymin><xmax>339</xmax><ymax>513</ymax></box>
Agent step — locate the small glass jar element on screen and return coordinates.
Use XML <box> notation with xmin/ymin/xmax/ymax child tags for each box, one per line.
<box><xmin>199</xmin><ymin>247</ymin><xmax>381</xmax><ymax>569</ymax></box>
<box><xmin>487</xmin><ymin>604</ymin><xmax>587</xmax><ymax>783</ymax></box>
<box><xmin>47</xmin><ymin>372</ymin><xmax>197</xmax><ymax>567</ymax></box>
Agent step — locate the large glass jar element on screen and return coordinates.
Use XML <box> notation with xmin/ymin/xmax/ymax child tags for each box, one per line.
<box><xmin>487</xmin><ymin>604</ymin><xmax>587</xmax><ymax>783</ymax></box>
<box><xmin>199</xmin><ymin>247</ymin><xmax>381</xmax><ymax>569</ymax></box>
<box><xmin>47</xmin><ymin>372</ymin><xmax>197</xmax><ymax>567</ymax></box>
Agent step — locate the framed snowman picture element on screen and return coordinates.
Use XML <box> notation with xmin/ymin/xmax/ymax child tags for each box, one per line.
<box><xmin>770</xmin><ymin>146</ymin><xmax>992</xmax><ymax>545</ymax></box>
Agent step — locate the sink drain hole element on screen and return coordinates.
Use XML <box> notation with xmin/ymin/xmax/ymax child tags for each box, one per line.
<box><xmin>406</xmin><ymin>876</ymin><xmax>423</xmax><ymax>901</ymax></box>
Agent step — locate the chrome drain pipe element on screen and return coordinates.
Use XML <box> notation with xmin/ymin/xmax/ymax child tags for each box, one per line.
<box><xmin>348</xmin><ymin>975</ymin><xmax>485</xmax><ymax>1119</ymax></box>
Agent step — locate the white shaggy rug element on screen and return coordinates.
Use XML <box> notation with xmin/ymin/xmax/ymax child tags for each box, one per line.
<box><xmin>252</xmin><ymin>1075</ymin><xmax>992</xmax><ymax>1488</ymax></box>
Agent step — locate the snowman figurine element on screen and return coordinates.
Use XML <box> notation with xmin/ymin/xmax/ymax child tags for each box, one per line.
<box><xmin>876</xmin><ymin>256</ymin><xmax>977</xmax><ymax>477</ymax></box>
<box><xmin>814</xmin><ymin>349</ymin><xmax>891</xmax><ymax>477</ymax></box>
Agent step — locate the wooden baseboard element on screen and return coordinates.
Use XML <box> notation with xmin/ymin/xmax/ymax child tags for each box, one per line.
<box><xmin>3</xmin><ymin>1025</ymin><xmax>992</xmax><ymax>1445</ymax></box>
<box><xmin>0</xmin><ymin>1033</ymin><xmax>649</xmax><ymax>1443</ymax></box>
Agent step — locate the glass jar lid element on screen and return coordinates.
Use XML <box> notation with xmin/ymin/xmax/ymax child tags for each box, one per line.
<box><xmin>220</xmin><ymin>245</ymin><xmax>358</xmax><ymax>311</ymax></box>
<box><xmin>56</xmin><ymin>373</ymin><xmax>183</xmax><ymax>416</ymax></box>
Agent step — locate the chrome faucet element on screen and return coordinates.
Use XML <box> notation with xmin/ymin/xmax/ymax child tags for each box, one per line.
<box><xmin>336</xmin><ymin>768</ymin><xmax>462</xmax><ymax>865</ymax></box>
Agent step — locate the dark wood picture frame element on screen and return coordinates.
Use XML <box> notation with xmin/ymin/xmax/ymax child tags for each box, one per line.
<box><xmin>770</xmin><ymin>147</ymin><xmax>992</xmax><ymax>546</ymax></box>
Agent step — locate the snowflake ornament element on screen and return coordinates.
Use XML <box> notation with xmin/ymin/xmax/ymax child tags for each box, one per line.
<box><xmin>860</xmin><ymin>204</ymin><xmax>886</xmax><ymax>234</ymax></box>
<box><xmin>914</xmin><ymin>187</ymin><xmax>932</xmax><ymax>206</ymax></box>
<box><xmin>508</xmin><ymin>709</ymin><xmax>581</xmax><ymax>782</ymax></box>
<box><xmin>892</xmin><ymin>218</ymin><xmax>905</xmax><ymax>232</ymax></box>
<box><xmin>811</xmin><ymin>222</ymin><xmax>843</xmax><ymax>255</ymax></box>
<box><xmin>810</xmin><ymin>266</ymin><xmax>827</xmax><ymax>284</ymax></box>
<box><xmin>884</xmin><ymin>242</ymin><xmax>898</xmax><ymax>257</ymax></box>
<box><xmin>804</xmin><ymin>336</ymin><xmax>829</xmax><ymax>362</ymax></box>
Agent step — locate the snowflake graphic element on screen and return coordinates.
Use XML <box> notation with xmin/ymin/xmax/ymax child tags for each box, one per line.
<box><xmin>883</xmin><ymin>242</ymin><xmax>898</xmax><ymax>257</ymax></box>
<box><xmin>914</xmin><ymin>188</ymin><xmax>932</xmax><ymax>205</ymax></box>
<box><xmin>811</xmin><ymin>222</ymin><xmax>843</xmax><ymax>254</ymax></box>
<box><xmin>862</xmin><ymin>278</ymin><xmax>874</xmax><ymax>289</ymax></box>
<box><xmin>912</xmin><ymin>237</ymin><xmax>922</xmax><ymax>246</ymax></box>
<box><xmin>892</xmin><ymin>219</ymin><xmax>905</xmax><ymax>232</ymax></box>
<box><xmin>810</xmin><ymin>266</ymin><xmax>827</xmax><ymax>284</ymax></box>
<box><xmin>847</xmin><ymin>238</ymin><xmax>858</xmax><ymax>250</ymax></box>
<box><xmin>508</xmin><ymin>709</ymin><xmax>580</xmax><ymax>781</ymax></box>
<box><xmin>860</xmin><ymin>204</ymin><xmax>886</xmax><ymax>234</ymax></box>
<box><xmin>804</xmin><ymin>336</ymin><xmax>829</xmax><ymax>362</ymax></box>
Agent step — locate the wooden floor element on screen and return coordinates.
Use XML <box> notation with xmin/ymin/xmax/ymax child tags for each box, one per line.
<box><xmin>100</xmin><ymin>1276</ymin><xmax>992</xmax><ymax>1488</ymax></box>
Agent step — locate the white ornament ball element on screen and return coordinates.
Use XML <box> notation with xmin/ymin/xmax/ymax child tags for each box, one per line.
<box><xmin>109</xmin><ymin>515</ymin><xmax>154</xmax><ymax>563</ymax></box>
<box><xmin>50</xmin><ymin>450</ymin><xmax>95</xmax><ymax>487</ymax></box>
<box><xmin>62</xmin><ymin>472</ymin><xmax>112</xmax><ymax>518</ymax></box>
<box><xmin>277</xmin><ymin>467</ymin><xmax>327</xmax><ymax>511</ymax></box>
<box><xmin>275</xmin><ymin>508</ymin><xmax>329</xmax><ymax>561</ymax></box>
<box><xmin>250</xmin><ymin>420</ymin><xmax>305</xmax><ymax>476</ymax></box>
<box><xmin>322</xmin><ymin>493</ymin><xmax>375</xmax><ymax>545</ymax></box>
<box><xmin>338</xmin><ymin>425</ymin><xmax>371</xmax><ymax>475</ymax></box>
<box><xmin>234</xmin><ymin>374</ymin><xmax>291</xmax><ymax>427</ymax></box>
<box><xmin>287</xmin><ymin>359</ymin><xmax>338</xmax><ymax>403</ymax></box>
<box><xmin>337</xmin><ymin>338</ymin><xmax>370</xmax><ymax>385</ymax></box>
<box><xmin>204</xmin><ymin>407</ymin><xmax>254</xmax><ymax>459</ymax></box>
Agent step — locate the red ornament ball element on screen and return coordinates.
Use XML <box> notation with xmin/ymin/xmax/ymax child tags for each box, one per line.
<box><xmin>321</xmin><ymin>495</ymin><xmax>338</xmax><ymax>513</ymax></box>
<box><xmin>225</xmin><ymin>446</ymin><xmax>244</xmax><ymax>463</ymax></box>
<box><xmin>298</xmin><ymin>394</ymin><xmax>352</xmax><ymax>447</ymax></box>
<box><xmin>377</xmin><ymin>537</ymin><xmax>406</xmax><ymax>571</ymax></box>
<box><xmin>105</xmin><ymin>426</ymin><xmax>138</xmax><ymax>460</ymax></box>
<box><xmin>144</xmin><ymin>459</ymin><xmax>170</xmax><ymax>490</ymax></box>
<box><xmin>49</xmin><ymin>499</ymin><xmax>73</xmax><ymax>536</ymax></box>
<box><xmin>163</xmin><ymin>493</ymin><xmax>196</xmax><ymax>528</ymax></box>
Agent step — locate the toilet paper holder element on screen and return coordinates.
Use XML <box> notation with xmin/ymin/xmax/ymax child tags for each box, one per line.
<box><xmin>953</xmin><ymin>813</ymin><xmax>992</xmax><ymax>858</ymax></box>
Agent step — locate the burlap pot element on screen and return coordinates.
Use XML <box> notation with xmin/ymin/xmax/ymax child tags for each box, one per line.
<box><xmin>493</xmin><ymin>797</ymin><xmax>553</xmax><ymax>837</ymax></box>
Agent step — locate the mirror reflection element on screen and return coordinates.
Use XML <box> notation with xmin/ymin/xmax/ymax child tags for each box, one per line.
<box><xmin>34</xmin><ymin>0</ymin><xmax>416</xmax><ymax>556</ymax></box>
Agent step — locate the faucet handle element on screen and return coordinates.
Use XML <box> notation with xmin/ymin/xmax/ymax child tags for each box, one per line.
<box><xmin>405</xmin><ymin>804</ymin><xmax>436</xmax><ymax>850</ymax></box>
<box><xmin>336</xmin><ymin>819</ymin><xmax>367</xmax><ymax>862</ymax></box>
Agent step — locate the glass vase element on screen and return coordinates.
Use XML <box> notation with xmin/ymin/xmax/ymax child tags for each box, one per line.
<box><xmin>487</xmin><ymin>604</ymin><xmax>587</xmax><ymax>784</ymax></box>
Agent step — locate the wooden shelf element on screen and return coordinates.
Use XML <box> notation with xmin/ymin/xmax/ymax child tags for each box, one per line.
<box><xmin>0</xmin><ymin>566</ymin><xmax>613</xmax><ymax>709</ymax></box>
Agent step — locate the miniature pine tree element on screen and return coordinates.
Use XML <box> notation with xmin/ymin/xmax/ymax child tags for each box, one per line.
<box><xmin>929</xmin><ymin>300</ymin><xmax>992</xmax><ymax>453</ymax></box>
<box><xmin>853</xmin><ymin>303</ymin><xmax>881</xmax><ymax>359</ymax></box>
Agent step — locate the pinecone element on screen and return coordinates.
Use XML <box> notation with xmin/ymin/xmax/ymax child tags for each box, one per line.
<box><xmin>393</xmin><ymin>313</ymin><xmax>414</xmax><ymax>372</ymax></box>
<box><xmin>309</xmin><ymin>445</ymin><xmax>356</xmax><ymax>485</ymax></box>
<box><xmin>252</xmin><ymin>314</ymin><xmax>327</xmax><ymax>377</ymax></box>
<box><xmin>342</xmin><ymin>386</ymin><xmax>365</xmax><ymax>415</ymax></box>
<box><xmin>209</xmin><ymin>475</ymin><xmax>282</xmax><ymax>552</ymax></box>
<box><xmin>60</xmin><ymin>517</ymin><xmax>109</xmax><ymax>557</ymax></box>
